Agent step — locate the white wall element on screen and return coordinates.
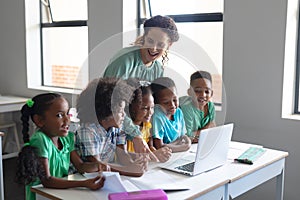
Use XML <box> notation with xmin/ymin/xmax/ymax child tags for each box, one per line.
<box><xmin>224</xmin><ymin>0</ymin><xmax>300</xmax><ymax>199</ymax></box>
<box><xmin>0</xmin><ymin>0</ymin><xmax>299</xmax><ymax>199</ymax></box>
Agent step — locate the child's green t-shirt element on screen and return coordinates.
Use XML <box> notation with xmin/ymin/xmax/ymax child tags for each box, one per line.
<box><xmin>25</xmin><ymin>131</ymin><xmax>74</xmax><ymax>200</ymax></box>
<box><xmin>179</xmin><ymin>96</ymin><xmax>215</xmax><ymax>137</ymax></box>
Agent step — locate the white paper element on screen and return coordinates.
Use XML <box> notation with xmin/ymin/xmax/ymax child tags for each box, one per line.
<box><xmin>121</xmin><ymin>180</ymin><xmax>140</xmax><ymax>192</ymax></box>
<box><xmin>84</xmin><ymin>172</ymin><xmax>127</xmax><ymax>193</ymax></box>
<box><xmin>127</xmin><ymin>170</ymin><xmax>189</xmax><ymax>191</ymax></box>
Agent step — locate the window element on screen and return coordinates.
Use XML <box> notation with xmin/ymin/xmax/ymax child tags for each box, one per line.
<box><xmin>41</xmin><ymin>0</ymin><xmax>88</xmax><ymax>90</ymax></box>
<box><xmin>295</xmin><ymin>3</ymin><xmax>300</xmax><ymax>114</ymax></box>
<box><xmin>25</xmin><ymin>0</ymin><xmax>88</xmax><ymax>93</ymax></box>
<box><xmin>137</xmin><ymin>0</ymin><xmax>224</xmax><ymax>106</ymax></box>
<box><xmin>282</xmin><ymin>0</ymin><xmax>300</xmax><ymax>120</ymax></box>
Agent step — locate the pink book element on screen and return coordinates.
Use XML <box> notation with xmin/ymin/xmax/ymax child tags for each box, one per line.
<box><xmin>108</xmin><ymin>189</ymin><xmax>168</xmax><ymax>200</ymax></box>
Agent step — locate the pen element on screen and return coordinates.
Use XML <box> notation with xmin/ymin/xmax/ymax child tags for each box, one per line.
<box><xmin>234</xmin><ymin>158</ymin><xmax>253</xmax><ymax>165</ymax></box>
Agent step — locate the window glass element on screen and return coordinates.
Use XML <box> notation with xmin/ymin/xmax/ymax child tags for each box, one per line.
<box><xmin>42</xmin><ymin>26</ymin><xmax>88</xmax><ymax>89</ymax></box>
<box><xmin>146</xmin><ymin>0</ymin><xmax>222</xmax><ymax>16</ymax></box>
<box><xmin>169</xmin><ymin>22</ymin><xmax>223</xmax><ymax>104</ymax></box>
<box><xmin>142</xmin><ymin>0</ymin><xmax>224</xmax><ymax>105</ymax></box>
<box><xmin>42</xmin><ymin>0</ymin><xmax>87</xmax><ymax>23</ymax></box>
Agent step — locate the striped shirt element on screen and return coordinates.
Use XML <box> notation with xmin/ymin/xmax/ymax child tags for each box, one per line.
<box><xmin>75</xmin><ymin>123</ymin><xmax>126</xmax><ymax>163</ymax></box>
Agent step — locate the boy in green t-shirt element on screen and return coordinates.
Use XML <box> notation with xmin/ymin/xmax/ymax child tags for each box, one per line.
<box><xmin>179</xmin><ymin>71</ymin><xmax>216</xmax><ymax>143</ymax></box>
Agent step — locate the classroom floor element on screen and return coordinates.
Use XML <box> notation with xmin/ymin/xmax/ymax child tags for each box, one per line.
<box><xmin>3</xmin><ymin>157</ymin><xmax>25</xmax><ymax>200</ymax></box>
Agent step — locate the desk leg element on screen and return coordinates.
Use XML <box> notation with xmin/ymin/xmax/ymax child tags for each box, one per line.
<box><xmin>0</xmin><ymin>136</ymin><xmax>4</xmax><ymax>200</ymax></box>
<box><xmin>276</xmin><ymin>168</ymin><xmax>284</xmax><ymax>200</ymax></box>
<box><xmin>223</xmin><ymin>184</ymin><xmax>229</xmax><ymax>200</ymax></box>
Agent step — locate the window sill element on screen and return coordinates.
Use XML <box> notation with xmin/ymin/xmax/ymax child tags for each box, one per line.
<box><xmin>28</xmin><ymin>85</ymin><xmax>81</xmax><ymax>95</ymax></box>
<box><xmin>282</xmin><ymin>114</ymin><xmax>300</xmax><ymax>121</ymax></box>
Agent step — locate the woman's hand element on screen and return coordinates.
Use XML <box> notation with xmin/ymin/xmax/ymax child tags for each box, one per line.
<box><xmin>84</xmin><ymin>175</ymin><xmax>105</xmax><ymax>190</ymax></box>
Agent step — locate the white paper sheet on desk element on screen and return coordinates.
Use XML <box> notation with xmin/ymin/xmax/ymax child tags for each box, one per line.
<box><xmin>84</xmin><ymin>172</ymin><xmax>129</xmax><ymax>193</ymax></box>
<box><xmin>127</xmin><ymin>170</ymin><xmax>189</xmax><ymax>191</ymax></box>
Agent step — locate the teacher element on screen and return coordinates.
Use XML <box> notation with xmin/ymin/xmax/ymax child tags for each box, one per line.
<box><xmin>103</xmin><ymin>15</ymin><xmax>179</xmax><ymax>82</ymax></box>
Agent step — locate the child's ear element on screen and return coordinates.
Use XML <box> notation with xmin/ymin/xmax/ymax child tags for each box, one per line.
<box><xmin>187</xmin><ymin>88</ymin><xmax>193</xmax><ymax>96</ymax></box>
<box><xmin>32</xmin><ymin>114</ymin><xmax>45</xmax><ymax>128</ymax></box>
<box><xmin>211</xmin><ymin>90</ymin><xmax>214</xmax><ymax>97</ymax></box>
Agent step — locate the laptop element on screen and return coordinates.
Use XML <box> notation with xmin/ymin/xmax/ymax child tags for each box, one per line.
<box><xmin>161</xmin><ymin>123</ymin><xmax>234</xmax><ymax>176</ymax></box>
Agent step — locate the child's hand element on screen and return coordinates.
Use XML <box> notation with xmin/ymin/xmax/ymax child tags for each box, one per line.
<box><xmin>98</xmin><ymin>162</ymin><xmax>110</xmax><ymax>172</ymax></box>
<box><xmin>153</xmin><ymin>146</ymin><xmax>172</xmax><ymax>163</ymax></box>
<box><xmin>133</xmin><ymin>154</ymin><xmax>149</xmax><ymax>170</ymax></box>
<box><xmin>169</xmin><ymin>135</ymin><xmax>191</xmax><ymax>152</ymax></box>
<box><xmin>133</xmin><ymin>136</ymin><xmax>159</xmax><ymax>162</ymax></box>
<box><xmin>85</xmin><ymin>175</ymin><xmax>105</xmax><ymax>190</ymax></box>
<box><xmin>181</xmin><ymin>135</ymin><xmax>192</xmax><ymax>151</ymax></box>
<box><xmin>124</xmin><ymin>154</ymin><xmax>149</xmax><ymax>176</ymax></box>
<box><xmin>181</xmin><ymin>135</ymin><xmax>192</xmax><ymax>146</ymax></box>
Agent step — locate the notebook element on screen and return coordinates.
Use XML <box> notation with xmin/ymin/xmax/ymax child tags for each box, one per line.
<box><xmin>161</xmin><ymin>123</ymin><xmax>234</xmax><ymax>176</ymax></box>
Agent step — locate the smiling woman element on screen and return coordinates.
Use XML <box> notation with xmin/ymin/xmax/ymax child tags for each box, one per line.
<box><xmin>103</xmin><ymin>15</ymin><xmax>179</xmax><ymax>82</ymax></box>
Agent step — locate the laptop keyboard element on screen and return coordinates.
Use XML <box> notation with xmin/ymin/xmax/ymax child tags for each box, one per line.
<box><xmin>175</xmin><ymin>162</ymin><xmax>195</xmax><ymax>172</ymax></box>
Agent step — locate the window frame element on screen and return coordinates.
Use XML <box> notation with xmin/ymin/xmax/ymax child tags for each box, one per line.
<box><xmin>294</xmin><ymin>5</ymin><xmax>300</xmax><ymax>114</ymax></box>
<box><xmin>39</xmin><ymin>0</ymin><xmax>88</xmax><ymax>90</ymax></box>
<box><xmin>281</xmin><ymin>0</ymin><xmax>300</xmax><ymax>120</ymax></box>
<box><xmin>137</xmin><ymin>0</ymin><xmax>223</xmax><ymax>107</ymax></box>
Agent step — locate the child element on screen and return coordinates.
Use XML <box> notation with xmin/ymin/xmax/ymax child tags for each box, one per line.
<box><xmin>126</xmin><ymin>78</ymin><xmax>172</xmax><ymax>162</ymax></box>
<box><xmin>179</xmin><ymin>70</ymin><xmax>216</xmax><ymax>143</ymax></box>
<box><xmin>75</xmin><ymin>77</ymin><xmax>149</xmax><ymax>177</ymax></box>
<box><xmin>15</xmin><ymin>93</ymin><xmax>106</xmax><ymax>200</ymax></box>
<box><xmin>151</xmin><ymin>77</ymin><xmax>191</xmax><ymax>152</ymax></box>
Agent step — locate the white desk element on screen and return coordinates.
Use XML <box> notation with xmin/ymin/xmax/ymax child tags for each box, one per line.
<box><xmin>32</xmin><ymin>166</ymin><xmax>229</xmax><ymax>200</ymax></box>
<box><xmin>0</xmin><ymin>95</ymin><xmax>28</xmax><ymax>113</ymax></box>
<box><xmin>32</xmin><ymin>142</ymin><xmax>288</xmax><ymax>200</ymax></box>
<box><xmin>224</xmin><ymin>145</ymin><xmax>288</xmax><ymax>200</ymax></box>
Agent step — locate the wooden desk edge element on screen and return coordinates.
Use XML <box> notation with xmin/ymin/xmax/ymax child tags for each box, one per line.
<box><xmin>230</xmin><ymin>152</ymin><xmax>288</xmax><ymax>182</ymax></box>
<box><xmin>31</xmin><ymin>187</ymin><xmax>62</xmax><ymax>200</ymax></box>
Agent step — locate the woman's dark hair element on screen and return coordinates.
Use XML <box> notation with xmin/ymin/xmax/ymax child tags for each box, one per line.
<box><xmin>126</xmin><ymin>78</ymin><xmax>152</xmax><ymax>121</ymax></box>
<box><xmin>143</xmin><ymin>15</ymin><xmax>179</xmax><ymax>43</ymax></box>
<box><xmin>134</xmin><ymin>15</ymin><xmax>179</xmax><ymax>68</ymax></box>
<box><xmin>77</xmin><ymin>77</ymin><xmax>134</xmax><ymax>123</ymax></box>
<box><xmin>151</xmin><ymin>77</ymin><xmax>176</xmax><ymax>104</ymax></box>
<box><xmin>15</xmin><ymin>93</ymin><xmax>62</xmax><ymax>185</ymax></box>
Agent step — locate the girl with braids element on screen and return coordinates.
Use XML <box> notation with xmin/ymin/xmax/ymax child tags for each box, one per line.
<box><xmin>126</xmin><ymin>78</ymin><xmax>172</xmax><ymax>162</ymax></box>
<box><xmin>103</xmin><ymin>15</ymin><xmax>179</xmax><ymax>157</ymax></box>
<box><xmin>15</xmin><ymin>93</ymin><xmax>107</xmax><ymax>200</ymax></box>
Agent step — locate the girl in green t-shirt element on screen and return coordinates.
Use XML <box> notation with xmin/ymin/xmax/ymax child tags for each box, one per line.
<box><xmin>15</xmin><ymin>93</ymin><xmax>108</xmax><ymax>200</ymax></box>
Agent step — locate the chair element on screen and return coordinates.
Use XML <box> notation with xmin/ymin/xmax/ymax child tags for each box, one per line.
<box><xmin>0</xmin><ymin>122</ymin><xmax>20</xmax><ymax>159</ymax></box>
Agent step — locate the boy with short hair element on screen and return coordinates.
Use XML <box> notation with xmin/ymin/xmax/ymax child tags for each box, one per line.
<box><xmin>179</xmin><ymin>71</ymin><xmax>216</xmax><ymax>143</ymax></box>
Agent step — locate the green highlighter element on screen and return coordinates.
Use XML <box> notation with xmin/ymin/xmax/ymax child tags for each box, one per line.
<box><xmin>234</xmin><ymin>147</ymin><xmax>266</xmax><ymax>165</ymax></box>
